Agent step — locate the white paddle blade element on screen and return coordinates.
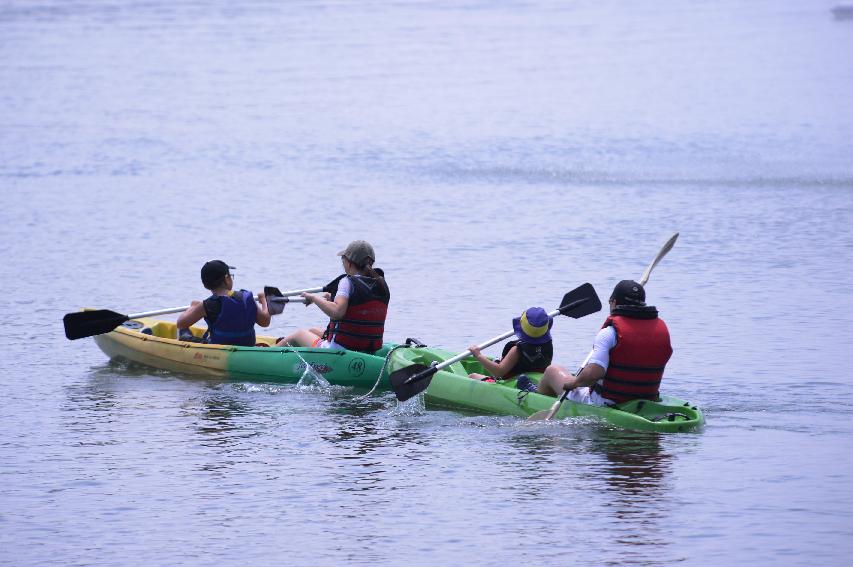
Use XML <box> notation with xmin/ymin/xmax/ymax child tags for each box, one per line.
<box><xmin>526</xmin><ymin>399</ymin><xmax>562</xmax><ymax>421</ymax></box>
<box><xmin>639</xmin><ymin>232</ymin><xmax>679</xmax><ymax>286</ymax></box>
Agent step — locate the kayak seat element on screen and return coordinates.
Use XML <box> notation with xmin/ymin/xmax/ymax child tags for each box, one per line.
<box><xmin>178</xmin><ymin>328</ymin><xmax>206</xmax><ymax>343</ymax></box>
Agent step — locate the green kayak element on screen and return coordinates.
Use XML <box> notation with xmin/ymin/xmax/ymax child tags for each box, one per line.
<box><xmin>90</xmin><ymin>313</ymin><xmax>397</xmax><ymax>388</ymax></box>
<box><xmin>388</xmin><ymin>345</ymin><xmax>705</xmax><ymax>433</ymax></box>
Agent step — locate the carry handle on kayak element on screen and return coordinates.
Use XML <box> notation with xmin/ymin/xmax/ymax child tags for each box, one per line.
<box><xmin>389</xmin><ymin>283</ymin><xmax>602</xmax><ymax>402</ymax></box>
<box><xmin>527</xmin><ymin>233</ymin><xmax>679</xmax><ymax>422</ymax></box>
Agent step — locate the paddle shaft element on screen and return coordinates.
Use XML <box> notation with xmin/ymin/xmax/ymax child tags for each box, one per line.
<box><xmin>64</xmin><ymin>282</ymin><xmax>325</xmax><ymax>341</ymax></box>
<box><xmin>273</xmin><ymin>285</ymin><xmax>325</xmax><ymax>296</ymax></box>
<box><xmin>268</xmin><ymin>297</ymin><xmax>310</xmax><ymax>304</ymax></box>
<box><xmin>538</xmin><ymin>351</ymin><xmax>591</xmax><ymax>420</ymax></box>
<box><xmin>404</xmin><ymin>306</ymin><xmax>564</xmax><ymax>384</ymax></box>
<box><xmin>126</xmin><ymin>292</ymin><xmax>313</xmax><ymax>319</ymax></box>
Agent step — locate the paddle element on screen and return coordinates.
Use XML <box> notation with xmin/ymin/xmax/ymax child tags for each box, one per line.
<box><xmin>639</xmin><ymin>232</ymin><xmax>678</xmax><ymax>286</ymax></box>
<box><xmin>526</xmin><ymin>390</ymin><xmax>568</xmax><ymax>421</ymax></box>
<box><xmin>527</xmin><ymin>233</ymin><xmax>679</xmax><ymax>421</ymax></box>
<box><xmin>298</xmin><ymin>268</ymin><xmax>384</xmax><ymax>299</ymax></box>
<box><xmin>264</xmin><ymin>268</ymin><xmax>386</xmax><ymax>316</ymax></box>
<box><xmin>63</xmin><ymin>285</ymin><xmax>320</xmax><ymax>341</ymax></box>
<box><xmin>264</xmin><ymin>286</ymin><xmax>320</xmax><ymax>316</ymax></box>
<box><xmin>390</xmin><ymin>283</ymin><xmax>602</xmax><ymax>402</ymax></box>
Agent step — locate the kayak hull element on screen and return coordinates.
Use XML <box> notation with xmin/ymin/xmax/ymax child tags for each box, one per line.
<box><xmin>90</xmin><ymin>314</ymin><xmax>394</xmax><ymax>388</ymax></box>
<box><xmin>389</xmin><ymin>346</ymin><xmax>705</xmax><ymax>433</ymax></box>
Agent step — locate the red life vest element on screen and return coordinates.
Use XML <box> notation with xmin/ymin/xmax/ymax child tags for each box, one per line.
<box><xmin>592</xmin><ymin>313</ymin><xmax>672</xmax><ymax>404</ymax></box>
<box><xmin>325</xmin><ymin>275</ymin><xmax>389</xmax><ymax>352</ymax></box>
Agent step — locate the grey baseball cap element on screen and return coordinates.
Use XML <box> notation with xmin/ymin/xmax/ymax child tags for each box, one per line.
<box><xmin>337</xmin><ymin>240</ymin><xmax>375</xmax><ymax>267</ymax></box>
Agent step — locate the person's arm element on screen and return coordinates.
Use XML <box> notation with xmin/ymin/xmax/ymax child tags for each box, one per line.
<box><xmin>562</xmin><ymin>326</ymin><xmax>615</xmax><ymax>390</ymax></box>
<box><xmin>469</xmin><ymin>345</ymin><xmax>520</xmax><ymax>378</ymax></box>
<box><xmin>255</xmin><ymin>291</ymin><xmax>271</xmax><ymax>327</ymax></box>
<box><xmin>177</xmin><ymin>300</ymin><xmax>205</xmax><ymax>330</ymax></box>
<box><xmin>562</xmin><ymin>362</ymin><xmax>606</xmax><ymax>390</ymax></box>
<box><xmin>303</xmin><ymin>291</ymin><xmax>348</xmax><ymax>320</ymax></box>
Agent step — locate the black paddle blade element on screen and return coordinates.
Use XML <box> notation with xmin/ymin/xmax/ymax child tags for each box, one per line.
<box><xmin>63</xmin><ymin>309</ymin><xmax>129</xmax><ymax>340</ymax></box>
<box><xmin>264</xmin><ymin>286</ymin><xmax>286</xmax><ymax>316</ymax></box>
<box><xmin>322</xmin><ymin>274</ymin><xmax>346</xmax><ymax>296</ymax></box>
<box><xmin>558</xmin><ymin>283</ymin><xmax>602</xmax><ymax>318</ymax></box>
<box><xmin>264</xmin><ymin>286</ymin><xmax>283</xmax><ymax>298</ymax></box>
<box><xmin>322</xmin><ymin>270</ymin><xmax>383</xmax><ymax>297</ymax></box>
<box><xmin>390</xmin><ymin>364</ymin><xmax>436</xmax><ymax>402</ymax></box>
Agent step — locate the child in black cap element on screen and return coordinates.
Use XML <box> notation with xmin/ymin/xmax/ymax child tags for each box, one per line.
<box><xmin>176</xmin><ymin>260</ymin><xmax>271</xmax><ymax>346</ymax></box>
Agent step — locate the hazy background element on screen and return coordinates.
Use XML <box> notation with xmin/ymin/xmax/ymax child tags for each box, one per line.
<box><xmin>2</xmin><ymin>1</ymin><xmax>852</xmax><ymax>565</ymax></box>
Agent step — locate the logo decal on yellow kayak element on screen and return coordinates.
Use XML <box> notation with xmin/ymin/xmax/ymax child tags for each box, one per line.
<box><xmin>348</xmin><ymin>358</ymin><xmax>365</xmax><ymax>377</ymax></box>
<box><xmin>193</xmin><ymin>352</ymin><xmax>220</xmax><ymax>361</ymax></box>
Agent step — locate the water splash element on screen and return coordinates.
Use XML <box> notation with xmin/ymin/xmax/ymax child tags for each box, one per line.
<box><xmin>389</xmin><ymin>393</ymin><xmax>425</xmax><ymax>416</ymax></box>
<box><xmin>293</xmin><ymin>354</ymin><xmax>332</xmax><ymax>392</ymax></box>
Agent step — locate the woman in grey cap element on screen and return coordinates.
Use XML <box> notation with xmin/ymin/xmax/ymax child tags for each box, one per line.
<box><xmin>276</xmin><ymin>241</ymin><xmax>390</xmax><ymax>352</ymax></box>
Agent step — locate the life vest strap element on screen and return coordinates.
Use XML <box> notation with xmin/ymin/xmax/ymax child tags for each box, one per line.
<box><xmin>608</xmin><ymin>363</ymin><xmax>667</xmax><ymax>373</ymax></box>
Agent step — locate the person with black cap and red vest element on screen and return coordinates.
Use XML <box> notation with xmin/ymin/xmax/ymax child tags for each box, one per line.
<box><xmin>176</xmin><ymin>260</ymin><xmax>271</xmax><ymax>347</ymax></box>
<box><xmin>276</xmin><ymin>240</ymin><xmax>390</xmax><ymax>353</ymax></box>
<box><xmin>537</xmin><ymin>279</ymin><xmax>672</xmax><ymax>406</ymax></box>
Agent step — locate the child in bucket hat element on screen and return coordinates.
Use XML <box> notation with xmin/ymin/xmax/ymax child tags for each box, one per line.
<box><xmin>512</xmin><ymin>307</ymin><xmax>554</xmax><ymax>345</ymax></box>
<box><xmin>468</xmin><ymin>307</ymin><xmax>554</xmax><ymax>388</ymax></box>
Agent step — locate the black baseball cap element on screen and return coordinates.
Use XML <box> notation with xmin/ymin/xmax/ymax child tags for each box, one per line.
<box><xmin>201</xmin><ymin>260</ymin><xmax>234</xmax><ymax>289</ymax></box>
<box><xmin>610</xmin><ymin>280</ymin><xmax>646</xmax><ymax>306</ymax></box>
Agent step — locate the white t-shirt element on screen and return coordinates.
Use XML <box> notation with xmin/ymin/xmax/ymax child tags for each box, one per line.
<box><xmin>564</xmin><ymin>326</ymin><xmax>618</xmax><ymax>406</ymax></box>
<box><xmin>317</xmin><ymin>277</ymin><xmax>352</xmax><ymax>349</ymax></box>
<box><xmin>586</xmin><ymin>325</ymin><xmax>617</xmax><ymax>371</ymax></box>
<box><xmin>335</xmin><ymin>277</ymin><xmax>352</xmax><ymax>299</ymax></box>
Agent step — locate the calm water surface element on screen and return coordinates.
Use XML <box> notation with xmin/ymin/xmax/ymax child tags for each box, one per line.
<box><xmin>2</xmin><ymin>1</ymin><xmax>853</xmax><ymax>565</ymax></box>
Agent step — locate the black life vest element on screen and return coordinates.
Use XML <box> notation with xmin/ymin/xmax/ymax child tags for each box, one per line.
<box><xmin>203</xmin><ymin>289</ymin><xmax>257</xmax><ymax>347</ymax></box>
<box><xmin>325</xmin><ymin>275</ymin><xmax>390</xmax><ymax>352</ymax></box>
<box><xmin>500</xmin><ymin>340</ymin><xmax>553</xmax><ymax>378</ymax></box>
<box><xmin>592</xmin><ymin>309</ymin><xmax>672</xmax><ymax>404</ymax></box>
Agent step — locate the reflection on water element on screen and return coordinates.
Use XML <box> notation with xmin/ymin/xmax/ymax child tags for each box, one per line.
<box><xmin>61</xmin><ymin>373</ymin><xmax>122</xmax><ymax>447</ymax></box>
<box><xmin>588</xmin><ymin>431</ymin><xmax>674</xmax><ymax>553</ymax></box>
<box><xmin>496</xmin><ymin>422</ymin><xmax>676</xmax><ymax>557</ymax></box>
<box><xmin>502</xmin><ymin>423</ymin><xmax>673</xmax><ymax>498</ymax></box>
<box><xmin>188</xmin><ymin>394</ymin><xmax>252</xmax><ymax>438</ymax></box>
<box><xmin>590</xmin><ymin>431</ymin><xmax>671</xmax><ymax>499</ymax></box>
<box><xmin>322</xmin><ymin>394</ymin><xmax>426</xmax><ymax>461</ymax></box>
